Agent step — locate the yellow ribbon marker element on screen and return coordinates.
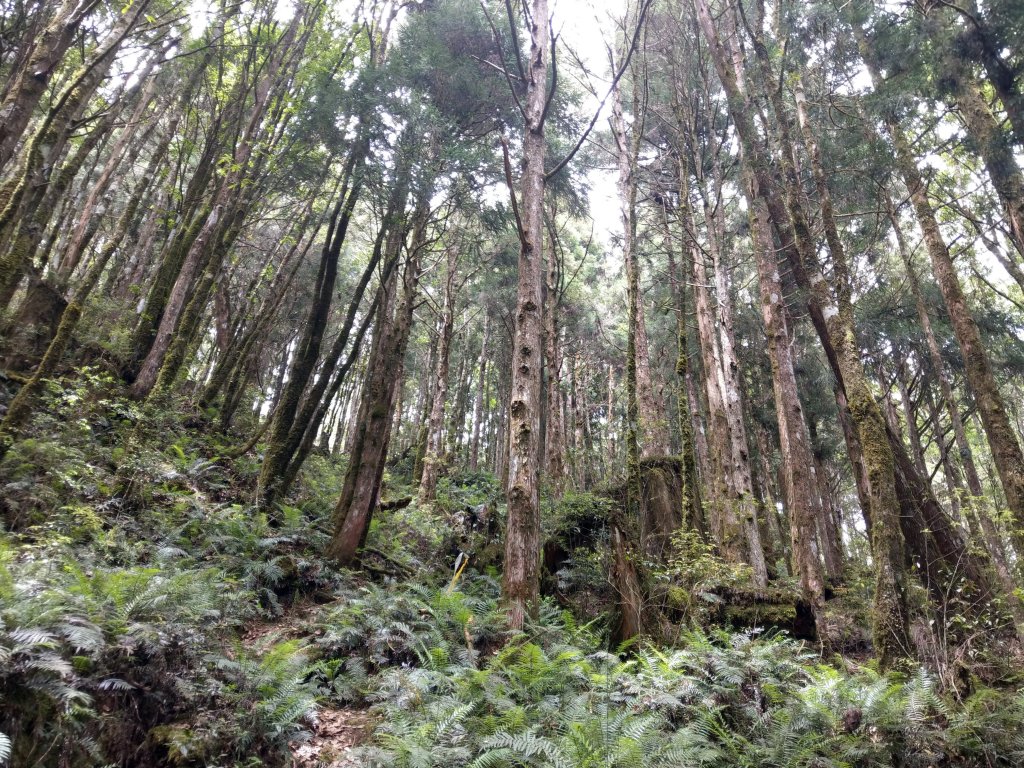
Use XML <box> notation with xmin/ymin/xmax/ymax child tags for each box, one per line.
<box><xmin>448</xmin><ymin>551</ymin><xmax>469</xmax><ymax>593</ymax></box>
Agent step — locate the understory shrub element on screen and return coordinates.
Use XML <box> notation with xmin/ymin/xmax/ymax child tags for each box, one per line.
<box><xmin>315</xmin><ymin>580</ymin><xmax>1024</xmax><ymax>768</ymax></box>
<box><xmin>0</xmin><ymin>541</ymin><xmax>318</xmax><ymax>767</ymax></box>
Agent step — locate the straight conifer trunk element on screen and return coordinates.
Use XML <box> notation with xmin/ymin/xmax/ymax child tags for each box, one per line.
<box><xmin>470</xmin><ymin>315</ymin><xmax>489</xmax><ymax>472</ymax></box>
<box><xmin>503</xmin><ymin>0</ymin><xmax>549</xmax><ymax>630</ymax></box>
<box><xmin>419</xmin><ymin>245</ymin><xmax>457</xmax><ymax>504</ymax></box>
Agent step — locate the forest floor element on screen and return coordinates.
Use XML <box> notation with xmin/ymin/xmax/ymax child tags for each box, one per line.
<box><xmin>2</xmin><ymin>379</ymin><xmax>1024</xmax><ymax>767</ymax></box>
<box><xmin>290</xmin><ymin>706</ymin><xmax>374</xmax><ymax>768</ymax></box>
<box><xmin>241</xmin><ymin>601</ymin><xmax>375</xmax><ymax>767</ymax></box>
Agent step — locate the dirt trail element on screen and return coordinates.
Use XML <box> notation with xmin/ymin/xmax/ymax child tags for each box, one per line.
<box><xmin>240</xmin><ymin>599</ymin><xmax>321</xmax><ymax>647</ymax></box>
<box><xmin>239</xmin><ymin>598</ymin><xmax>376</xmax><ymax>766</ymax></box>
<box><xmin>291</xmin><ymin>707</ymin><xmax>375</xmax><ymax>767</ymax></box>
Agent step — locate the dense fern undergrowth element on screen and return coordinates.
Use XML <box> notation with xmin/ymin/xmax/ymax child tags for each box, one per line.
<box><xmin>2</xmin><ymin>373</ymin><xmax>1024</xmax><ymax>767</ymax></box>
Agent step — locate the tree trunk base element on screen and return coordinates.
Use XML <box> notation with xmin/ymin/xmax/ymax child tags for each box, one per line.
<box><xmin>2</xmin><ymin>277</ymin><xmax>67</xmax><ymax>371</ymax></box>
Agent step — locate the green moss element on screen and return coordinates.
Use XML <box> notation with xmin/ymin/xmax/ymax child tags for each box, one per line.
<box><xmin>725</xmin><ymin>601</ymin><xmax>797</xmax><ymax>626</ymax></box>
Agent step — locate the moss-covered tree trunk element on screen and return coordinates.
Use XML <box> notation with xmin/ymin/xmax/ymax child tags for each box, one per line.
<box><xmin>256</xmin><ymin>138</ymin><xmax>371</xmax><ymax>506</ymax></box>
<box><xmin>54</xmin><ymin>68</ymin><xmax>161</xmax><ymax>282</ymax></box>
<box><xmin>328</xmin><ymin>201</ymin><xmax>428</xmax><ymax>565</ymax></box>
<box><xmin>946</xmin><ymin>0</ymin><xmax>1024</xmax><ymax>147</ymax></box>
<box><xmin>0</xmin><ymin>99</ymin><xmax>111</xmax><ymax>316</ymax></box>
<box><xmin>446</xmin><ymin>351</ymin><xmax>469</xmax><ymax>465</ymax></box>
<box><xmin>267</xmin><ymin>181</ymin><xmax>400</xmax><ymax>502</ymax></box>
<box><xmin>686</xmin><ymin>6</ymin><xmax>773</xmax><ymax>588</ymax></box>
<box><xmin>132</xmin><ymin>10</ymin><xmax>303</xmax><ymax>399</ymax></box>
<box><xmin>279</xmin><ymin>290</ymin><xmax>381</xmax><ymax>494</ymax></box>
<box><xmin>0</xmin><ymin>3</ymin><xmax>144</xmax><ymax>308</ymax></box>
<box><xmin>686</xmin><ymin>172</ymin><xmax>746</xmax><ymax>568</ymax></box>
<box><xmin>0</xmin><ymin>171</ymin><xmax>144</xmax><ymax>448</ymax></box>
<box><xmin>887</xmin><ymin>193</ymin><xmax>1024</xmax><ymax>636</ymax></box>
<box><xmin>745</xmin><ymin>162</ymin><xmax>827</xmax><ymax>631</ymax></box>
<box><xmin>943</xmin><ymin>51</ymin><xmax>1024</xmax><ymax>262</ymax></box>
<box><xmin>872</xmin><ymin>73</ymin><xmax>1024</xmax><ymax>561</ymax></box>
<box><xmin>664</xmin><ymin>202</ymin><xmax>703</xmax><ymax>535</ymax></box>
<box><xmin>0</xmin><ymin>0</ymin><xmax>98</xmax><ymax>172</ymax></box>
<box><xmin>785</xmin><ymin>65</ymin><xmax>914</xmax><ymax>664</ymax></box>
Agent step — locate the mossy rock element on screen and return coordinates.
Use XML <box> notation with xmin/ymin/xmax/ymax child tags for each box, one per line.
<box><xmin>717</xmin><ymin>585</ymin><xmax>816</xmax><ymax>640</ymax></box>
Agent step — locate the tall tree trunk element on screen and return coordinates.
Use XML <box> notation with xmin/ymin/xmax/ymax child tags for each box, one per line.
<box><xmin>712</xmin><ymin>217</ymin><xmax>767</xmax><ymax>588</ymax></box>
<box><xmin>543</xmin><ymin>231</ymin><xmax>566</xmax><ymax>497</ymax></box>
<box><xmin>279</xmin><ymin>290</ymin><xmax>381</xmax><ymax>495</ymax></box>
<box><xmin>0</xmin><ymin>162</ymin><xmax>149</xmax><ymax>449</ymax></box>
<box><xmin>413</xmin><ymin>317</ymin><xmax>439</xmax><ymax>485</ymax></box>
<box><xmin>0</xmin><ymin>86</ymin><xmax>117</xmax><ymax>319</ymax></box>
<box><xmin>256</xmin><ymin>136</ymin><xmax>372</xmax><ymax>505</ymax></box>
<box><xmin>446</xmin><ymin>351</ymin><xmax>468</xmax><ymax>463</ymax></box>
<box><xmin>887</xmin><ymin>192</ymin><xmax>1024</xmax><ymax>636</ymax></box>
<box><xmin>419</xmin><ymin>244</ymin><xmax>457</xmax><ymax>504</ymax></box>
<box><xmin>687</xmin><ymin>81</ymin><xmax>768</xmax><ymax>582</ymax></box>
<box><xmin>55</xmin><ymin>67</ymin><xmax>163</xmax><ymax>281</ymax></box>
<box><xmin>202</xmin><ymin>219</ymin><xmax>311</xmax><ymax>409</ymax></box>
<box><xmin>789</xmin><ymin>65</ymin><xmax>913</xmax><ymax>665</ymax></box>
<box><xmin>861</xmin><ymin>37</ymin><xmax>1024</xmax><ymax>560</ymax></box>
<box><xmin>328</xmin><ymin>201</ymin><xmax>428</xmax><ymax>565</ymax></box>
<box><xmin>665</xmin><ymin>201</ymin><xmax>703</xmax><ymax>533</ymax></box>
<box><xmin>745</xmin><ymin>158</ymin><xmax>826</xmax><ymax>627</ymax></box>
<box><xmin>502</xmin><ymin>0</ymin><xmax>549</xmax><ymax>630</ymax></box>
<box><xmin>132</xmin><ymin>9</ymin><xmax>304</xmax><ymax>398</ymax></box>
<box><xmin>0</xmin><ymin>0</ymin><xmax>99</xmax><ymax>172</ymax></box>
<box><xmin>687</xmin><ymin>183</ymin><xmax>745</xmax><ymax>565</ymax></box>
<box><xmin>0</xmin><ymin>3</ymin><xmax>145</xmax><ymax>307</ymax></box>
<box><xmin>470</xmin><ymin>314</ymin><xmax>489</xmax><ymax>472</ymax></box>
<box><xmin>945</xmin><ymin>0</ymin><xmax>1024</xmax><ymax>147</ymax></box>
<box><xmin>605</xmin><ymin>363</ymin><xmax>618</xmax><ymax>473</ymax></box>
<box><xmin>943</xmin><ymin>49</ymin><xmax>1024</xmax><ymax>258</ymax></box>
<box><xmin>125</xmin><ymin>129</ymin><xmax>221</xmax><ymax>368</ymax></box>
<box><xmin>895</xmin><ymin>361</ymin><xmax>928</xmax><ymax>478</ymax></box>
<box><xmin>272</xmin><ymin>189</ymin><xmax>402</xmax><ymax>500</ymax></box>
<box><xmin>813</xmin><ymin>453</ymin><xmax>844</xmax><ymax>581</ymax></box>
<box><xmin>610</xmin><ymin>77</ymin><xmax>669</xmax><ymax>458</ymax></box>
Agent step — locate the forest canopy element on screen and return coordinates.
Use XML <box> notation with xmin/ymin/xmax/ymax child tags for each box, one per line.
<box><xmin>2</xmin><ymin>0</ymin><xmax>1024</xmax><ymax>765</ymax></box>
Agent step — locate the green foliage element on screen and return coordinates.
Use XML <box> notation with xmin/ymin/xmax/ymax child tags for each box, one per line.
<box><xmin>0</xmin><ymin>537</ymin><xmax>320</xmax><ymax>767</ymax></box>
<box><xmin>435</xmin><ymin>470</ymin><xmax>503</xmax><ymax>517</ymax></box>
<box><xmin>657</xmin><ymin>528</ymin><xmax>754</xmax><ymax>627</ymax></box>
<box><xmin>2</xmin><ymin>340</ymin><xmax>1022</xmax><ymax>768</ymax></box>
<box><xmin>358</xmin><ymin>494</ymin><xmax>456</xmax><ymax>576</ymax></box>
<box><xmin>314</xmin><ymin>575</ymin><xmax>506</xmax><ymax>701</ymax></box>
<box><xmin>208</xmin><ymin>640</ymin><xmax>318</xmax><ymax>752</ymax></box>
<box><xmin>0</xmin><ymin>373</ymin><xmax>342</xmax><ymax>767</ymax></box>
<box><xmin>349</xmin><ymin>601</ymin><xmax>1024</xmax><ymax>768</ymax></box>
<box><xmin>545</xmin><ymin>491</ymin><xmax>614</xmax><ymax>548</ymax></box>
<box><xmin>184</xmin><ymin>502</ymin><xmax>340</xmax><ymax>615</ymax></box>
<box><xmin>0</xmin><ymin>367</ymin><xmax>134</xmax><ymax>528</ymax></box>
<box><xmin>396</xmin><ymin>0</ymin><xmax>517</xmax><ymax>140</ymax></box>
